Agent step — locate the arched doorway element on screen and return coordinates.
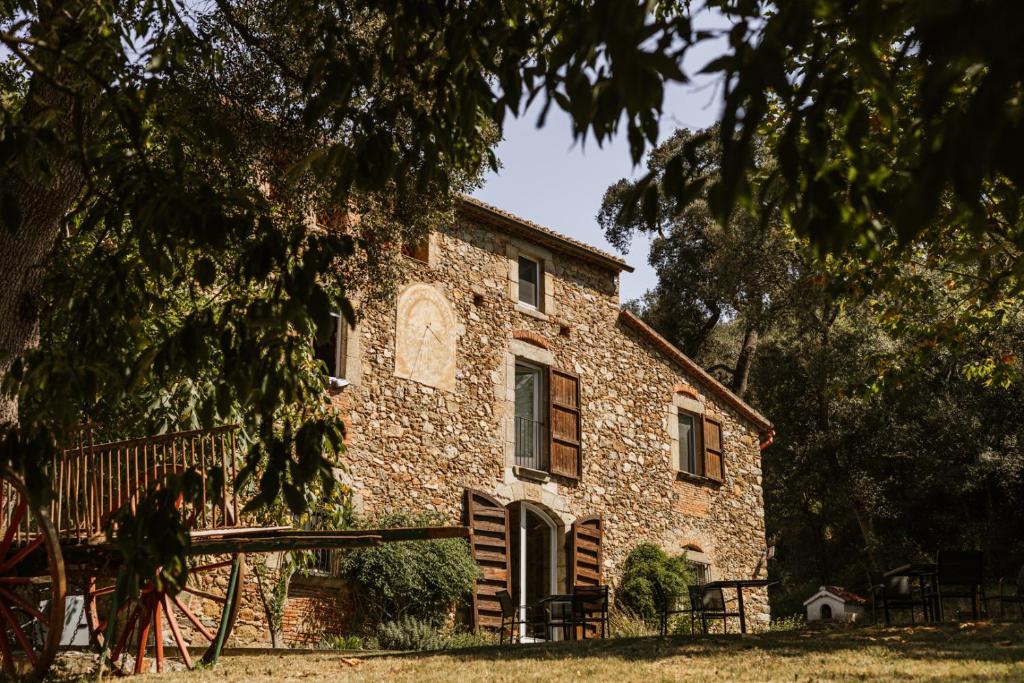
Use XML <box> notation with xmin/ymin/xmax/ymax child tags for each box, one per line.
<box><xmin>508</xmin><ymin>501</ymin><xmax>560</xmax><ymax>641</ymax></box>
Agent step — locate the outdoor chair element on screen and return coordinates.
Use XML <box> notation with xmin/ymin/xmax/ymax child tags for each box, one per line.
<box><xmin>871</xmin><ymin>575</ymin><xmax>928</xmax><ymax>625</ymax></box>
<box><xmin>497</xmin><ymin>589</ymin><xmax>548</xmax><ymax>644</ymax></box>
<box><xmin>924</xmin><ymin>550</ymin><xmax>989</xmax><ymax>621</ymax></box>
<box><xmin>998</xmin><ymin>564</ymin><xmax>1024</xmax><ymax>620</ymax></box>
<box><xmin>654</xmin><ymin>583</ymin><xmax>698</xmax><ymax>636</ymax></box>
<box><xmin>569</xmin><ymin>585</ymin><xmax>610</xmax><ymax>639</ymax></box>
<box><xmin>692</xmin><ymin>585</ymin><xmax>740</xmax><ymax>634</ymax></box>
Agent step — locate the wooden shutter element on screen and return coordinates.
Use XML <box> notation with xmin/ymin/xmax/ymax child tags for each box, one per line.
<box><xmin>464</xmin><ymin>489</ymin><xmax>510</xmax><ymax>630</ymax></box>
<box><xmin>570</xmin><ymin>515</ymin><xmax>603</xmax><ymax>587</ymax></box>
<box><xmin>548</xmin><ymin>368</ymin><xmax>581</xmax><ymax>479</ymax></box>
<box><xmin>703</xmin><ymin>417</ymin><xmax>724</xmax><ymax>481</ymax></box>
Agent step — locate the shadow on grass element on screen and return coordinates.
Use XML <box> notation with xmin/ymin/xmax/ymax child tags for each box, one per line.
<box><xmin>370</xmin><ymin>621</ymin><xmax>1024</xmax><ymax>668</ymax></box>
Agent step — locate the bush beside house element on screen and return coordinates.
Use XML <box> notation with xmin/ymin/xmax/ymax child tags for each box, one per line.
<box><xmin>338</xmin><ymin>512</ymin><xmax>480</xmax><ymax>638</ymax></box>
<box><xmin>616</xmin><ymin>543</ymin><xmax>695</xmax><ymax>622</ymax></box>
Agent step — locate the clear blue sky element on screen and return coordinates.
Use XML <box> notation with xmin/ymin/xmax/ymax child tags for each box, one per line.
<box><xmin>471</xmin><ymin>20</ymin><xmax>729</xmax><ymax>303</ymax></box>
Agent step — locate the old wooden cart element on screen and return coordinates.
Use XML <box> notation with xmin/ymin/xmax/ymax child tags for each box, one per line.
<box><xmin>0</xmin><ymin>425</ymin><xmax>468</xmax><ymax>680</ymax></box>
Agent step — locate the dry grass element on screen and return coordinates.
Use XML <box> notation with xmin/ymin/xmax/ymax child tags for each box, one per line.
<box><xmin>73</xmin><ymin>622</ymin><xmax>1024</xmax><ymax>682</ymax></box>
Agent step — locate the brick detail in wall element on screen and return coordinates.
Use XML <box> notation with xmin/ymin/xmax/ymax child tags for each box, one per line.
<box><xmin>673</xmin><ymin>383</ymin><xmax>700</xmax><ymax>400</ymax></box>
<box><xmin>281</xmin><ymin>577</ymin><xmax>354</xmax><ymax>647</ymax></box>
<box><xmin>512</xmin><ymin>329</ymin><xmax>550</xmax><ymax>349</ymax></box>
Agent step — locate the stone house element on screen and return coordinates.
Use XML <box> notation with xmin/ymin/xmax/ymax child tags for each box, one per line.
<box><xmin>287</xmin><ymin>196</ymin><xmax>774</xmax><ymax>640</ymax></box>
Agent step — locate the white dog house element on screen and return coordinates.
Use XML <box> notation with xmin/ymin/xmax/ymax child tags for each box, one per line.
<box><xmin>804</xmin><ymin>586</ymin><xmax>868</xmax><ymax>623</ymax></box>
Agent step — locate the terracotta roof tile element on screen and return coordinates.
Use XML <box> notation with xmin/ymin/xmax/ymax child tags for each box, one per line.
<box><xmin>823</xmin><ymin>586</ymin><xmax>868</xmax><ymax>605</ymax></box>
<box><xmin>460</xmin><ymin>196</ymin><xmax>634</xmax><ymax>273</ymax></box>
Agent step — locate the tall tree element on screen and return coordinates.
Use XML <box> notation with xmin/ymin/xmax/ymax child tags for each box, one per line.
<box><xmin>613</xmin><ymin>1</ymin><xmax>1024</xmax><ymax>382</ymax></box>
<box><xmin>599</xmin><ymin>127</ymin><xmax>802</xmax><ymax>398</ymax></box>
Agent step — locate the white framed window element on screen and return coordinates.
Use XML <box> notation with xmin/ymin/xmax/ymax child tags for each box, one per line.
<box><xmin>514</xmin><ymin>360</ymin><xmax>546</xmax><ymax>471</ymax></box>
<box><xmin>677</xmin><ymin>411</ymin><xmax>703</xmax><ymax>476</ymax></box>
<box><xmin>517</xmin><ymin>255</ymin><xmax>541</xmax><ymax>308</ymax></box>
<box><xmin>688</xmin><ymin>560</ymin><xmax>710</xmax><ymax>586</ymax></box>
<box><xmin>314</xmin><ymin>312</ymin><xmax>348</xmax><ymax>387</ymax></box>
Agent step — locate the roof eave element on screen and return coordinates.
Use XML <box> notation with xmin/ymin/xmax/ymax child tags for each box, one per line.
<box><xmin>459</xmin><ymin>197</ymin><xmax>635</xmax><ymax>274</ymax></box>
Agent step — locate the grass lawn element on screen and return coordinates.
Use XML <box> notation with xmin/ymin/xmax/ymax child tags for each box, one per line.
<box><xmin>121</xmin><ymin>622</ymin><xmax>1024</xmax><ymax>682</ymax></box>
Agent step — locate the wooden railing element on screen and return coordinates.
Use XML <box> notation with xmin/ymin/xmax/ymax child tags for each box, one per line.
<box><xmin>53</xmin><ymin>425</ymin><xmax>242</xmax><ymax>543</ymax></box>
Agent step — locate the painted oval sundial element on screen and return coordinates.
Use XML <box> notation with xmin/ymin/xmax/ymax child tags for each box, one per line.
<box><xmin>394</xmin><ymin>283</ymin><xmax>457</xmax><ymax>391</ymax></box>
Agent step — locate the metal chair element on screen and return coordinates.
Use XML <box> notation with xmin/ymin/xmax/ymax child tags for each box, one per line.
<box><xmin>998</xmin><ymin>564</ymin><xmax>1024</xmax><ymax>620</ymax></box>
<box><xmin>497</xmin><ymin>589</ymin><xmax>548</xmax><ymax>644</ymax></box>
<box><xmin>569</xmin><ymin>585</ymin><xmax>609</xmax><ymax>639</ymax></box>
<box><xmin>872</xmin><ymin>575</ymin><xmax>928</xmax><ymax>625</ymax></box>
<box><xmin>692</xmin><ymin>585</ymin><xmax>740</xmax><ymax>634</ymax></box>
<box><xmin>655</xmin><ymin>583</ymin><xmax>697</xmax><ymax>636</ymax></box>
<box><xmin>924</xmin><ymin>550</ymin><xmax>988</xmax><ymax>621</ymax></box>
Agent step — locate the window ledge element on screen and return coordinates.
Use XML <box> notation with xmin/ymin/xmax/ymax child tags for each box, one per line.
<box><xmin>513</xmin><ymin>465</ymin><xmax>551</xmax><ymax>483</ymax></box>
<box><xmin>515</xmin><ymin>303</ymin><xmax>549</xmax><ymax>322</ymax></box>
<box><xmin>328</xmin><ymin>377</ymin><xmax>350</xmax><ymax>389</ymax></box>
<box><xmin>675</xmin><ymin>471</ymin><xmax>722</xmax><ymax>488</ymax></box>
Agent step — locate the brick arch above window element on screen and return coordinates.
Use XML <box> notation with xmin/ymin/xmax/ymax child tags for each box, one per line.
<box><xmin>512</xmin><ymin>329</ymin><xmax>551</xmax><ymax>349</ymax></box>
<box><xmin>673</xmin><ymin>383</ymin><xmax>700</xmax><ymax>400</ymax></box>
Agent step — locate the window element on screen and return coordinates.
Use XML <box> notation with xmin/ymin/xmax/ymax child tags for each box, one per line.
<box><xmin>517</xmin><ymin>255</ymin><xmax>541</xmax><ymax>308</ymax></box>
<box><xmin>677</xmin><ymin>412</ymin><xmax>703</xmax><ymax>476</ymax></box>
<box><xmin>401</xmin><ymin>237</ymin><xmax>430</xmax><ymax>263</ymax></box>
<box><xmin>314</xmin><ymin>312</ymin><xmax>347</xmax><ymax>386</ymax></box>
<box><xmin>514</xmin><ymin>362</ymin><xmax>546</xmax><ymax>470</ymax></box>
<box><xmin>688</xmin><ymin>561</ymin><xmax>710</xmax><ymax>586</ymax></box>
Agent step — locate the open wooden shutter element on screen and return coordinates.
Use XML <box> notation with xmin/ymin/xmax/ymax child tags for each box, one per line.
<box><xmin>464</xmin><ymin>489</ymin><xmax>510</xmax><ymax>630</ymax></box>
<box><xmin>703</xmin><ymin>417</ymin><xmax>724</xmax><ymax>481</ymax></box>
<box><xmin>570</xmin><ymin>515</ymin><xmax>603</xmax><ymax>587</ymax></box>
<box><xmin>548</xmin><ymin>368</ymin><xmax>581</xmax><ymax>479</ymax></box>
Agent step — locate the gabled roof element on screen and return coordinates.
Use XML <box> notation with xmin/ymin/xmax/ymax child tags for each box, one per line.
<box><xmin>619</xmin><ymin>310</ymin><xmax>773</xmax><ymax>432</ymax></box>
<box><xmin>459</xmin><ymin>196</ymin><xmax>634</xmax><ymax>274</ymax></box>
<box><xmin>803</xmin><ymin>586</ymin><xmax>868</xmax><ymax>606</ymax></box>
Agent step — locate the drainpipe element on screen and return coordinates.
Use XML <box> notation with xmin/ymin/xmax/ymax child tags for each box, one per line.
<box><xmin>758</xmin><ymin>429</ymin><xmax>775</xmax><ymax>451</ymax></box>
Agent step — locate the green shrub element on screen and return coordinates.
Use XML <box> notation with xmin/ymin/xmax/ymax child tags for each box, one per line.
<box><xmin>320</xmin><ymin>634</ymin><xmax>365</xmax><ymax>650</ymax></box>
<box><xmin>375</xmin><ymin>616</ymin><xmax>445</xmax><ymax>650</ymax></box>
<box><xmin>766</xmin><ymin>614</ymin><xmax>806</xmax><ymax>632</ymax></box>
<box><xmin>616</xmin><ymin>542</ymin><xmax>695</xmax><ymax>622</ymax></box>
<box><xmin>608</xmin><ymin>605</ymin><xmax>658</xmax><ymax>638</ymax></box>
<box><xmin>438</xmin><ymin>628</ymin><xmax>497</xmax><ymax>649</ymax></box>
<box><xmin>339</xmin><ymin>511</ymin><xmax>480</xmax><ymax>628</ymax></box>
<box><xmin>372</xmin><ymin>617</ymin><xmax>494</xmax><ymax>651</ymax></box>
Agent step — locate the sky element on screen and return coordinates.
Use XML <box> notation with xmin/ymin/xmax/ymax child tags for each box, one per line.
<box><xmin>471</xmin><ymin>20</ymin><xmax>730</xmax><ymax>303</ymax></box>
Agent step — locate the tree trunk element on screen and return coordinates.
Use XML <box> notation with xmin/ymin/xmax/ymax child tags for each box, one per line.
<box><xmin>0</xmin><ymin>80</ymin><xmax>87</xmax><ymax>427</ymax></box>
<box><xmin>813</xmin><ymin>310</ymin><xmax>880</xmax><ymax>576</ymax></box>
<box><xmin>731</xmin><ymin>325</ymin><xmax>760</xmax><ymax>400</ymax></box>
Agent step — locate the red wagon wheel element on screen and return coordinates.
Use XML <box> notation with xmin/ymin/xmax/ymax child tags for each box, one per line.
<box><xmin>85</xmin><ymin>553</ymin><xmax>245</xmax><ymax>674</ymax></box>
<box><xmin>0</xmin><ymin>470</ymin><xmax>66</xmax><ymax>682</ymax></box>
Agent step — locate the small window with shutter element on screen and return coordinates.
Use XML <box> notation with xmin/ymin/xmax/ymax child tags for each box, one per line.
<box><xmin>314</xmin><ymin>312</ymin><xmax>347</xmax><ymax>386</ymax></box>
<box><xmin>703</xmin><ymin>418</ymin><xmax>724</xmax><ymax>481</ymax></box>
<box><xmin>547</xmin><ymin>368</ymin><xmax>581</xmax><ymax>479</ymax></box>
<box><xmin>677</xmin><ymin>411</ymin><xmax>704</xmax><ymax>476</ymax></box>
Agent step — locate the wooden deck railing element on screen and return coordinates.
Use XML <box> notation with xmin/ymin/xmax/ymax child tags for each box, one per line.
<box><xmin>52</xmin><ymin>425</ymin><xmax>242</xmax><ymax>542</ymax></box>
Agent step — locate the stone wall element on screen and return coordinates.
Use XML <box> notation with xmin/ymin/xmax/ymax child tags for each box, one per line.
<box><xmin>330</xmin><ymin>212</ymin><xmax>771</xmax><ymax>628</ymax></box>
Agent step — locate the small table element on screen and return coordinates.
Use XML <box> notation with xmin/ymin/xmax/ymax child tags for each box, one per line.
<box><xmin>701</xmin><ymin>579</ymin><xmax>776</xmax><ymax>633</ymax></box>
<box><xmin>883</xmin><ymin>563</ymin><xmax>938</xmax><ymax>621</ymax></box>
<box><xmin>538</xmin><ymin>594</ymin><xmax>574</xmax><ymax>640</ymax></box>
